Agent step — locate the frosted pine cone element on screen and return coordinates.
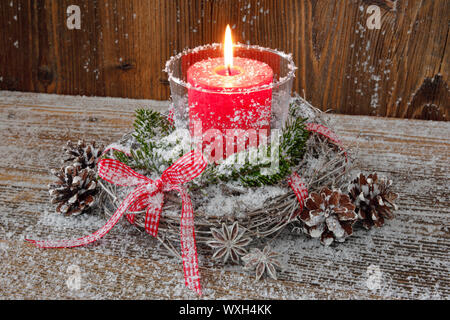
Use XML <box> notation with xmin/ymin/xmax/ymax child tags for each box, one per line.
<box><xmin>49</xmin><ymin>164</ymin><xmax>98</xmax><ymax>216</ymax></box>
<box><xmin>63</xmin><ymin>140</ymin><xmax>104</xmax><ymax>170</ymax></box>
<box><xmin>300</xmin><ymin>187</ymin><xmax>358</xmax><ymax>246</ymax></box>
<box><xmin>348</xmin><ymin>173</ymin><xmax>398</xmax><ymax>229</ymax></box>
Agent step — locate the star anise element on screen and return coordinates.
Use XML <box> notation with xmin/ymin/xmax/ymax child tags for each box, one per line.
<box><xmin>207</xmin><ymin>222</ymin><xmax>252</xmax><ymax>264</ymax></box>
<box><xmin>242</xmin><ymin>246</ymin><xmax>283</xmax><ymax>281</ymax></box>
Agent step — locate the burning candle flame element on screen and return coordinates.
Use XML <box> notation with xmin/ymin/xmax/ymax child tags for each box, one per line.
<box><xmin>224</xmin><ymin>25</ymin><xmax>233</xmax><ymax>72</ymax></box>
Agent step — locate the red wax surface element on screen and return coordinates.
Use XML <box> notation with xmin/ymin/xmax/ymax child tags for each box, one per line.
<box><xmin>187</xmin><ymin>57</ymin><xmax>273</xmax><ymax>159</ymax></box>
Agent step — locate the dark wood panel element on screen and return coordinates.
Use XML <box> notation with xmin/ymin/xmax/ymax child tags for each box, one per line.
<box><xmin>0</xmin><ymin>0</ymin><xmax>448</xmax><ymax>120</ymax></box>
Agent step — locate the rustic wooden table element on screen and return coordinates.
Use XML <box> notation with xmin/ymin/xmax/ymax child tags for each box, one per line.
<box><xmin>0</xmin><ymin>91</ymin><xmax>448</xmax><ymax>299</ymax></box>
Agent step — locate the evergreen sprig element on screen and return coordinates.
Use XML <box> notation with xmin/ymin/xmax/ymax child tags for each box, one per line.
<box><xmin>211</xmin><ymin>113</ymin><xmax>309</xmax><ymax>187</ymax></box>
<box><xmin>113</xmin><ymin>109</ymin><xmax>175</xmax><ymax>173</ymax></box>
<box><xmin>114</xmin><ymin>102</ymin><xmax>309</xmax><ymax>187</ymax></box>
<box><xmin>134</xmin><ymin>109</ymin><xmax>173</xmax><ymax>140</ymax></box>
<box><xmin>281</xmin><ymin>115</ymin><xmax>310</xmax><ymax>166</ymax></box>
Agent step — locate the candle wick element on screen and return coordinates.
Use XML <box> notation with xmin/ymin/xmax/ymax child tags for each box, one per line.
<box><xmin>227</xmin><ymin>65</ymin><xmax>232</xmax><ymax>76</ymax></box>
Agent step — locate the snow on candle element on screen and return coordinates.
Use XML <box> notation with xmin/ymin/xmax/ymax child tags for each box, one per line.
<box><xmin>187</xmin><ymin>25</ymin><xmax>274</xmax><ymax>160</ymax></box>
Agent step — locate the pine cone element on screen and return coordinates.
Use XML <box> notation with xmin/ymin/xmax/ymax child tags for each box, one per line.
<box><xmin>348</xmin><ymin>173</ymin><xmax>398</xmax><ymax>229</ymax></box>
<box><xmin>63</xmin><ymin>140</ymin><xmax>104</xmax><ymax>170</ymax></box>
<box><xmin>49</xmin><ymin>164</ymin><xmax>98</xmax><ymax>216</ymax></box>
<box><xmin>300</xmin><ymin>187</ymin><xmax>358</xmax><ymax>246</ymax></box>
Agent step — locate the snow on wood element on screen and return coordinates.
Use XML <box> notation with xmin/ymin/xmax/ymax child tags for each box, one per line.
<box><xmin>0</xmin><ymin>91</ymin><xmax>448</xmax><ymax>299</ymax></box>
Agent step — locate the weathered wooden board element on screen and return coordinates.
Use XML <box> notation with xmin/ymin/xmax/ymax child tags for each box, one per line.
<box><xmin>0</xmin><ymin>0</ymin><xmax>448</xmax><ymax>120</ymax></box>
<box><xmin>0</xmin><ymin>91</ymin><xmax>449</xmax><ymax>299</ymax></box>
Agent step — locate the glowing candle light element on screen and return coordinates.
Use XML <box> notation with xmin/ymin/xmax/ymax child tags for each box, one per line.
<box><xmin>187</xmin><ymin>25</ymin><xmax>273</xmax><ymax>160</ymax></box>
<box><xmin>224</xmin><ymin>25</ymin><xmax>233</xmax><ymax>75</ymax></box>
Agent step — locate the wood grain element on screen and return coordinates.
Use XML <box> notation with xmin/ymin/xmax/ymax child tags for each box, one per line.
<box><xmin>0</xmin><ymin>91</ymin><xmax>448</xmax><ymax>299</ymax></box>
<box><xmin>0</xmin><ymin>0</ymin><xmax>448</xmax><ymax>120</ymax></box>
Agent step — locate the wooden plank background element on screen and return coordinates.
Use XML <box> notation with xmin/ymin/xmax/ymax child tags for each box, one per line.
<box><xmin>0</xmin><ymin>91</ymin><xmax>449</xmax><ymax>299</ymax></box>
<box><xmin>0</xmin><ymin>0</ymin><xmax>449</xmax><ymax>120</ymax></box>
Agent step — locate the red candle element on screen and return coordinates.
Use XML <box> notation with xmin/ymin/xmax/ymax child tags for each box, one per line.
<box><xmin>187</xmin><ymin>26</ymin><xmax>274</xmax><ymax>160</ymax></box>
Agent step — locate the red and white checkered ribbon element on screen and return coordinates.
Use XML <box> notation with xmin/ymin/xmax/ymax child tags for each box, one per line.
<box><xmin>306</xmin><ymin>122</ymin><xmax>347</xmax><ymax>161</ymax></box>
<box><xmin>288</xmin><ymin>172</ymin><xmax>308</xmax><ymax>215</ymax></box>
<box><xmin>288</xmin><ymin>123</ymin><xmax>346</xmax><ymax>213</ymax></box>
<box><xmin>27</xmin><ymin>149</ymin><xmax>207</xmax><ymax>296</ymax></box>
<box><xmin>167</xmin><ymin>107</ymin><xmax>175</xmax><ymax>126</ymax></box>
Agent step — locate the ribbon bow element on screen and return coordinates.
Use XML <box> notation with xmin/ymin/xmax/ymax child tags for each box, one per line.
<box><xmin>27</xmin><ymin>150</ymin><xmax>207</xmax><ymax>296</ymax></box>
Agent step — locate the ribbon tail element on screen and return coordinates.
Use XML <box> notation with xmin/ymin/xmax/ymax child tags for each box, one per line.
<box><xmin>26</xmin><ymin>185</ymin><xmax>149</xmax><ymax>249</ymax></box>
<box><xmin>288</xmin><ymin>172</ymin><xmax>308</xmax><ymax>219</ymax></box>
<box><xmin>173</xmin><ymin>185</ymin><xmax>202</xmax><ymax>296</ymax></box>
<box><xmin>144</xmin><ymin>192</ymin><xmax>164</xmax><ymax>237</ymax></box>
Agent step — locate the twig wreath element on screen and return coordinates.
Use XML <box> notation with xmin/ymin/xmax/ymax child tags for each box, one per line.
<box><xmin>35</xmin><ymin>95</ymin><xmax>398</xmax><ymax>295</ymax></box>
